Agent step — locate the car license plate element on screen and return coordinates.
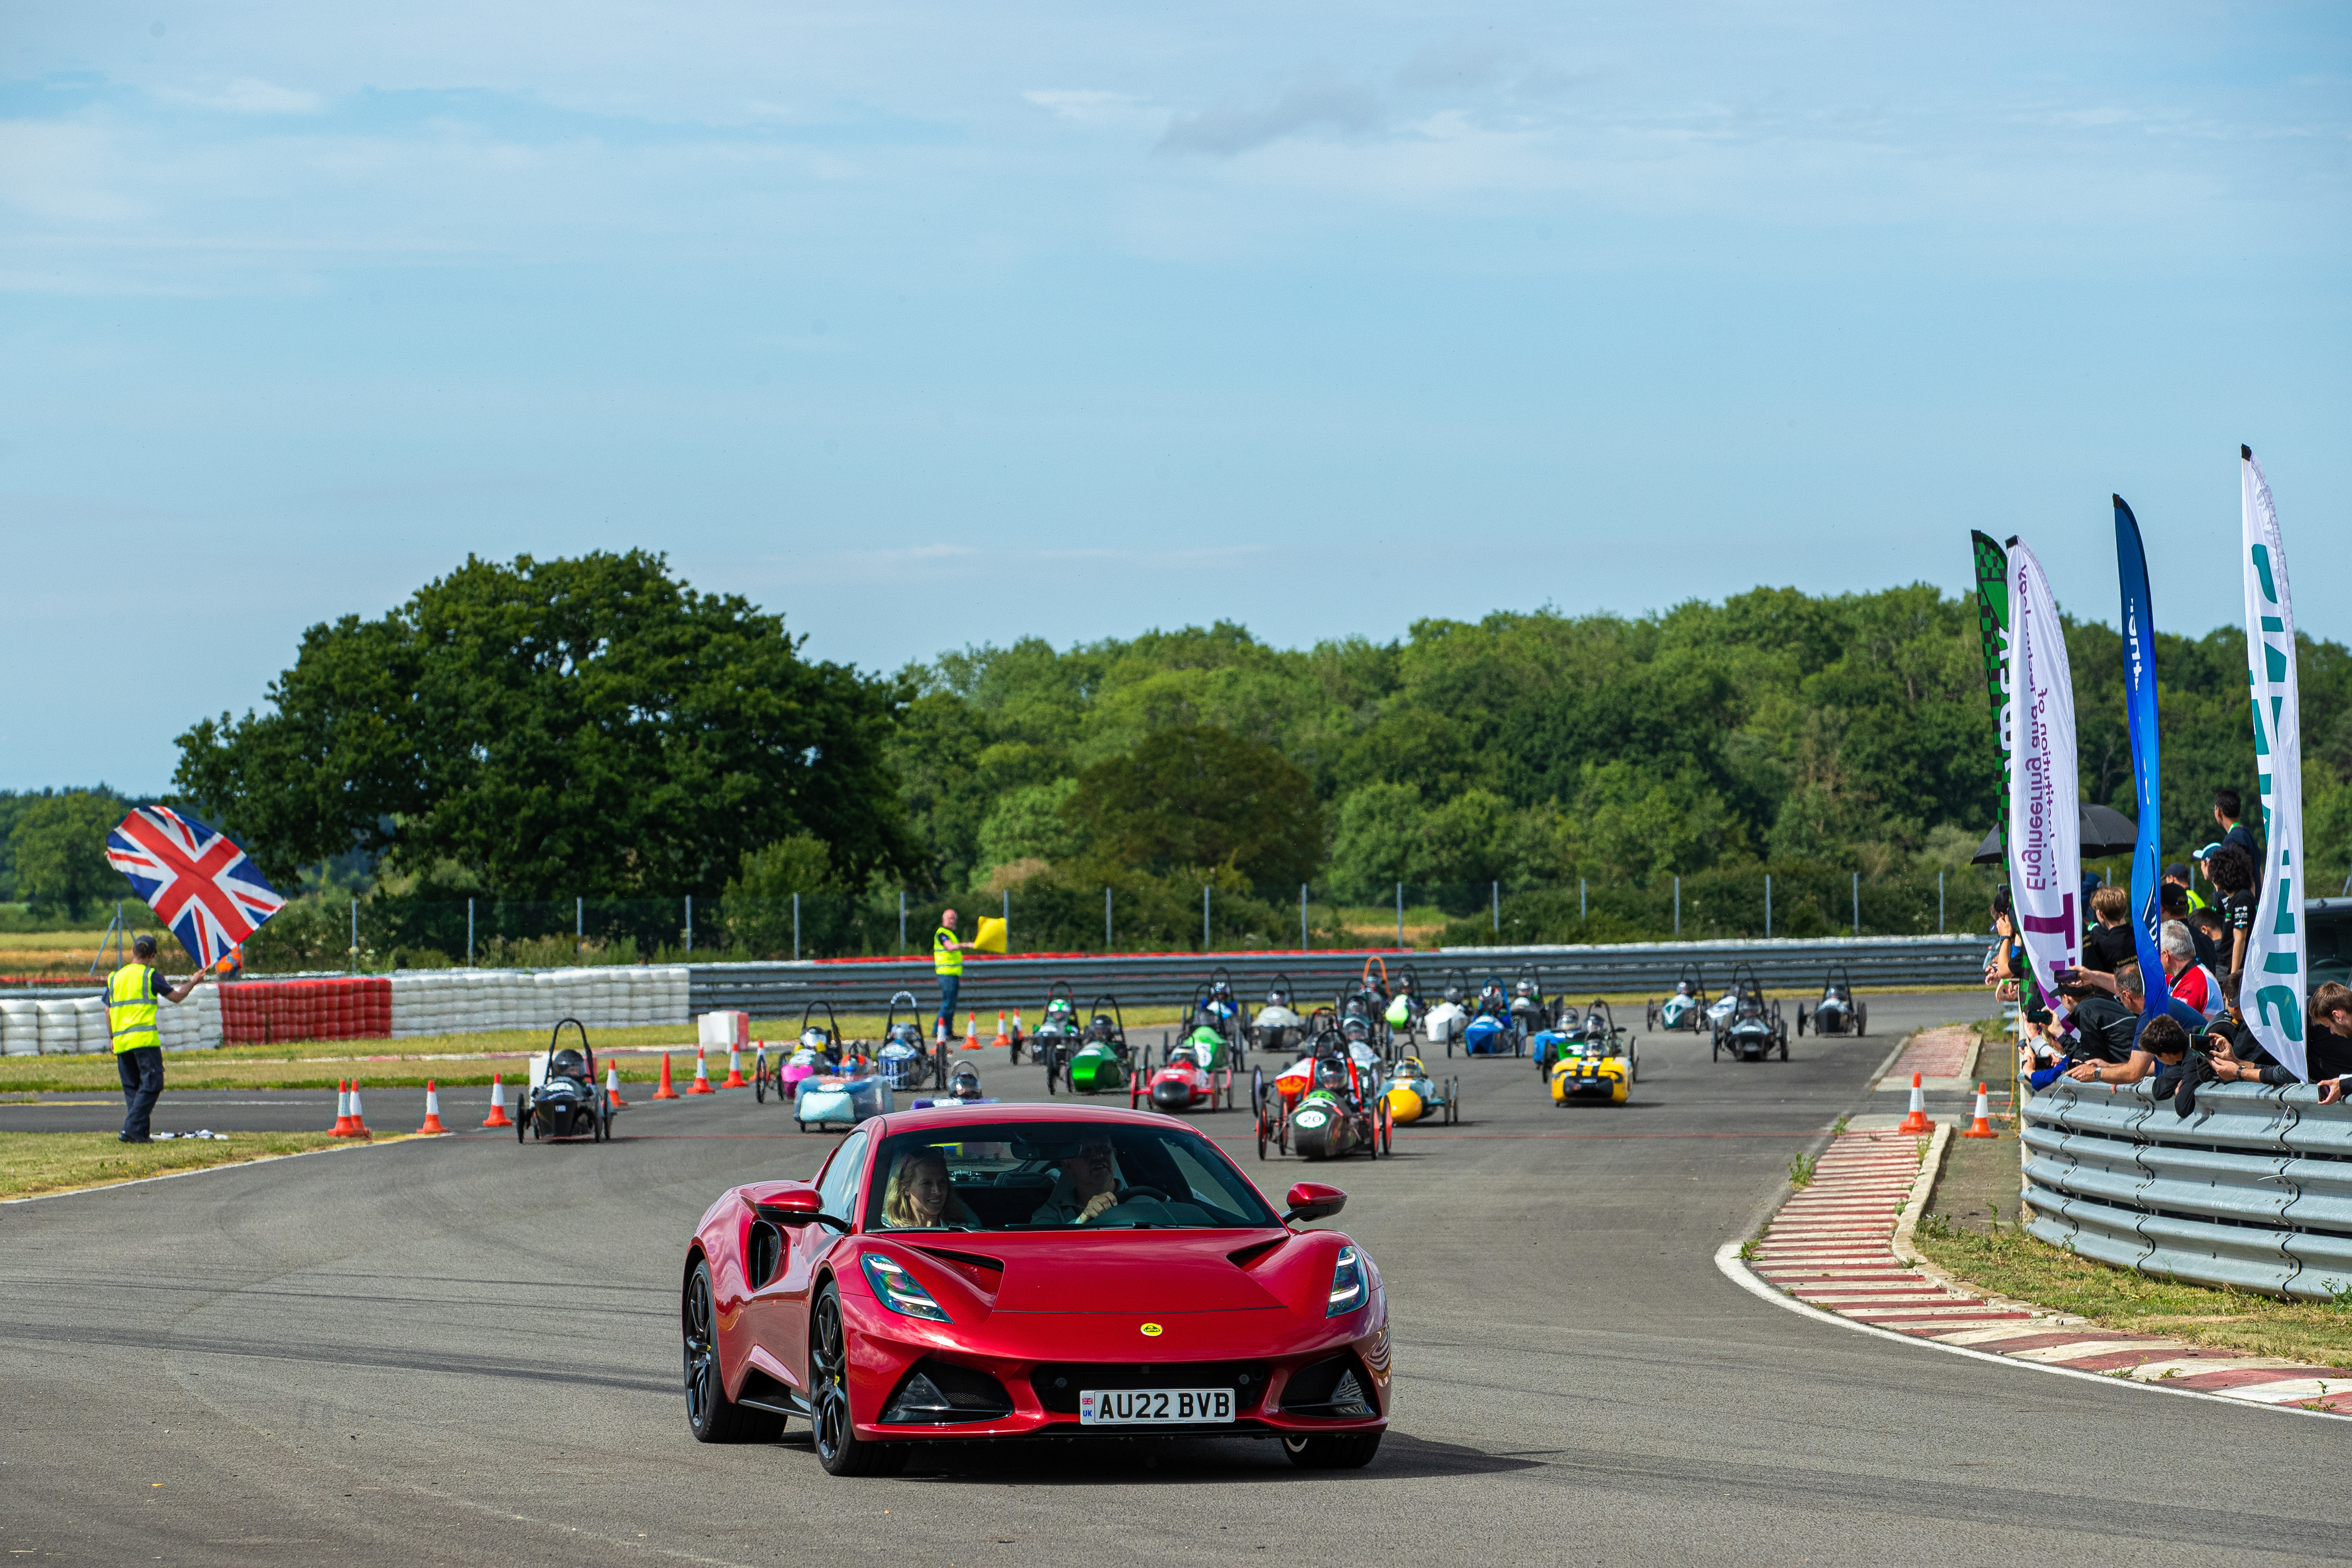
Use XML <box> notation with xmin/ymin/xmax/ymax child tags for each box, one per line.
<box><xmin>1078</xmin><ymin>1388</ymin><xmax>1234</xmax><ymax>1424</ymax></box>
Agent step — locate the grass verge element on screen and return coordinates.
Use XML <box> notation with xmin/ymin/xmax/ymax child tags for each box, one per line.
<box><xmin>1912</xmin><ymin>1217</ymin><xmax>2352</xmax><ymax>1369</ymax></box>
<box><xmin>0</xmin><ymin>1130</ymin><xmax>359</xmax><ymax>1201</ymax></box>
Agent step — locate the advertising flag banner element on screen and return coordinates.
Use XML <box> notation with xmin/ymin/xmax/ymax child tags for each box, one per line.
<box><xmin>104</xmin><ymin>806</ymin><xmax>286</xmax><ymax>966</ymax></box>
<box><xmin>2113</xmin><ymin>497</ymin><xmax>2169</xmax><ymax>990</ymax></box>
<box><xmin>2239</xmin><ymin>446</ymin><xmax>2306</xmax><ymax>1077</ymax></box>
<box><xmin>1969</xmin><ymin>531</ymin><xmax>2014</xmax><ymax>850</ymax></box>
<box><xmin>2007</xmin><ymin>540</ymin><xmax>2081</xmax><ymax>993</ymax></box>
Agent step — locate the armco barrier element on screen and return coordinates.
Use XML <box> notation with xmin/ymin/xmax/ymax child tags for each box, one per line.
<box><xmin>684</xmin><ymin>934</ymin><xmax>1989</xmax><ymax>1017</ymax></box>
<box><xmin>2022</xmin><ymin>1077</ymin><xmax>2352</xmax><ymax>1301</ymax></box>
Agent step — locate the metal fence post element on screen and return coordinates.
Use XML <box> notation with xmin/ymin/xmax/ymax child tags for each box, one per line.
<box><xmin>1204</xmin><ymin>885</ymin><xmax>1212</xmax><ymax>952</ymax></box>
<box><xmin>1939</xmin><ymin>871</ymin><xmax>1946</xmax><ymax>933</ymax></box>
<box><xmin>899</xmin><ymin>890</ymin><xmax>907</xmax><ymax>953</ymax></box>
<box><xmin>350</xmin><ymin>897</ymin><xmax>359</xmax><ymax>974</ymax></box>
<box><xmin>1301</xmin><ymin>884</ymin><xmax>1309</xmax><ymax>950</ymax></box>
<box><xmin>1580</xmin><ymin>879</ymin><xmax>1587</xmax><ymax>921</ymax></box>
<box><xmin>467</xmin><ymin>897</ymin><xmax>475</xmax><ymax>967</ymax></box>
<box><xmin>1674</xmin><ymin>876</ymin><xmax>1682</xmax><ymax>936</ymax></box>
<box><xmin>1765</xmin><ymin>874</ymin><xmax>1773</xmax><ymax>939</ymax></box>
<box><xmin>1492</xmin><ymin>880</ymin><xmax>1499</xmax><ymax>933</ymax></box>
<box><xmin>576</xmin><ymin>896</ymin><xmax>584</xmax><ymax>954</ymax></box>
<box><xmin>793</xmin><ymin>893</ymin><xmax>800</xmax><ymax>961</ymax></box>
<box><xmin>685</xmin><ymin>894</ymin><xmax>693</xmax><ymax>955</ymax></box>
<box><xmin>1003</xmin><ymin>888</ymin><xmax>1010</xmax><ymax>953</ymax></box>
<box><xmin>1395</xmin><ymin>882</ymin><xmax>1404</xmax><ymax>947</ymax></box>
<box><xmin>1852</xmin><ymin>871</ymin><xmax>1860</xmax><ymax>937</ymax></box>
<box><xmin>1105</xmin><ymin>887</ymin><xmax>1113</xmax><ymax>951</ymax></box>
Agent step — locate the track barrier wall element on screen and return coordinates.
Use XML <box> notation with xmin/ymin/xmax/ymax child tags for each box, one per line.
<box><xmin>0</xmin><ymin>935</ymin><xmax>1979</xmax><ymax>1053</ymax></box>
<box><xmin>2022</xmin><ymin>1077</ymin><xmax>2352</xmax><ymax>1301</ymax></box>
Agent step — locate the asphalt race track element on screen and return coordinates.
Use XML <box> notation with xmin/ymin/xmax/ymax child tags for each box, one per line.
<box><xmin>7</xmin><ymin>992</ymin><xmax>2349</xmax><ymax>1566</ymax></box>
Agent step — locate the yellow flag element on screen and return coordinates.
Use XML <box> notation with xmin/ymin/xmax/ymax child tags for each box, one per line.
<box><xmin>973</xmin><ymin>916</ymin><xmax>1008</xmax><ymax>954</ymax></box>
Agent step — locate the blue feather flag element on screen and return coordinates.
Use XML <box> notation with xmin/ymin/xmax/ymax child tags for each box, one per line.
<box><xmin>2113</xmin><ymin>495</ymin><xmax>2169</xmax><ymax>993</ymax></box>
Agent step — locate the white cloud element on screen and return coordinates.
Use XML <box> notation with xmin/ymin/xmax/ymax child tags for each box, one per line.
<box><xmin>169</xmin><ymin>78</ymin><xmax>327</xmax><ymax>116</ymax></box>
<box><xmin>1022</xmin><ymin>89</ymin><xmax>1149</xmax><ymax>124</ymax></box>
<box><xmin>1159</xmin><ymin>80</ymin><xmax>1383</xmax><ymax>157</ymax></box>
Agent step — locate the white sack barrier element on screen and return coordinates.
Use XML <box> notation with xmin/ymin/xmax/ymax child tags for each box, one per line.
<box><xmin>0</xmin><ymin>998</ymin><xmax>40</xmax><ymax>1056</ymax></box>
<box><xmin>384</xmin><ymin>965</ymin><xmax>691</xmax><ymax>1040</ymax></box>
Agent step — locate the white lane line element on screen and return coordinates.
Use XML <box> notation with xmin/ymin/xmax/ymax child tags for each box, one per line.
<box><xmin>1713</xmin><ymin>1242</ymin><xmax>2350</xmax><ymax>1423</ymax></box>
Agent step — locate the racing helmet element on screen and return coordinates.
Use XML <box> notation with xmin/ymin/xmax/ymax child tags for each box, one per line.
<box><xmin>550</xmin><ymin>1048</ymin><xmax>586</xmax><ymax>1080</ymax></box>
<box><xmin>1341</xmin><ymin>1015</ymin><xmax>1371</xmax><ymax>1043</ymax></box>
<box><xmin>949</xmin><ymin>1063</ymin><xmax>983</xmax><ymax>1100</ymax></box>
<box><xmin>1315</xmin><ymin>1056</ymin><xmax>1348</xmax><ymax>1091</ymax></box>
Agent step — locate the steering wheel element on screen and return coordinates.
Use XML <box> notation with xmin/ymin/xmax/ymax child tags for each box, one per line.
<box><xmin>1115</xmin><ymin>1185</ymin><xmax>1170</xmax><ymax>1205</ymax></box>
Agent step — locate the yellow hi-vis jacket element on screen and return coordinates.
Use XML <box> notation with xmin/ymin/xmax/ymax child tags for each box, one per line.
<box><xmin>106</xmin><ymin>962</ymin><xmax>162</xmax><ymax>1054</ymax></box>
<box><xmin>933</xmin><ymin>927</ymin><xmax>963</xmax><ymax>976</ymax></box>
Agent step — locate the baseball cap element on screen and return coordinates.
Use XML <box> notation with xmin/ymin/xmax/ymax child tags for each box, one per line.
<box><xmin>2191</xmin><ymin>842</ymin><xmax>2223</xmax><ymax>862</ymax></box>
<box><xmin>2162</xmin><ymin>862</ymin><xmax>2191</xmax><ymax>881</ymax></box>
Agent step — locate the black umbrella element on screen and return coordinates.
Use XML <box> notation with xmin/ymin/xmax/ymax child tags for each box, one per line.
<box><xmin>1971</xmin><ymin>804</ymin><xmax>2138</xmax><ymax>865</ymax></box>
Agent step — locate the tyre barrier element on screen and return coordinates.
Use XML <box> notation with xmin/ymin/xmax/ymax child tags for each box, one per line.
<box><xmin>2022</xmin><ymin>1077</ymin><xmax>2352</xmax><ymax>1301</ymax></box>
<box><xmin>684</xmin><ymin>935</ymin><xmax>1989</xmax><ymax>1017</ymax></box>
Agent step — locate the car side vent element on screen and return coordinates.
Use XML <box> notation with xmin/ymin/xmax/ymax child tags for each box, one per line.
<box><xmin>880</xmin><ymin>1359</ymin><xmax>1014</xmax><ymax>1425</ymax></box>
<box><xmin>748</xmin><ymin>1223</ymin><xmax>782</xmax><ymax>1290</ymax></box>
<box><xmin>1225</xmin><ymin>1238</ymin><xmax>1283</xmax><ymax>1269</ymax></box>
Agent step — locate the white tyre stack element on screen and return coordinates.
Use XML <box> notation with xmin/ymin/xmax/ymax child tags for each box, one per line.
<box><xmin>37</xmin><ymin>1000</ymin><xmax>78</xmax><ymax>1055</ymax></box>
<box><xmin>0</xmin><ymin>998</ymin><xmax>38</xmax><ymax>1056</ymax></box>
<box><xmin>74</xmin><ymin>994</ymin><xmax>110</xmax><ymax>1054</ymax></box>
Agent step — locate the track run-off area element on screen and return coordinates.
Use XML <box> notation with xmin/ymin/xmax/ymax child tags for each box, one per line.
<box><xmin>6</xmin><ymin>991</ymin><xmax>2348</xmax><ymax>1567</ymax></box>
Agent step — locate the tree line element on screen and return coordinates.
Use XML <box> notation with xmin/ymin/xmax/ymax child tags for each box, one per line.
<box><xmin>11</xmin><ymin>551</ymin><xmax>2347</xmax><ymax>956</ymax></box>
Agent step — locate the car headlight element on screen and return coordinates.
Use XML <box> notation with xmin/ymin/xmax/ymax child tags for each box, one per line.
<box><xmin>1327</xmin><ymin>1245</ymin><xmax>1367</xmax><ymax>1317</ymax></box>
<box><xmin>861</xmin><ymin>1253</ymin><xmax>951</xmax><ymax>1323</ymax></box>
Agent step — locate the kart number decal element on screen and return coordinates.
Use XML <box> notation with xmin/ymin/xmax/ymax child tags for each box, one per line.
<box><xmin>1077</xmin><ymin>1388</ymin><xmax>1236</xmax><ymax>1425</ymax></box>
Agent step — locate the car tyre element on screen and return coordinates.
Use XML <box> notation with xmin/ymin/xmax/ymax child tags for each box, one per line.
<box><xmin>1283</xmin><ymin>1431</ymin><xmax>1382</xmax><ymax>1469</ymax></box>
<box><xmin>682</xmin><ymin>1259</ymin><xmax>781</xmax><ymax>1444</ymax></box>
<box><xmin>810</xmin><ymin>1283</ymin><xmax>908</xmax><ymax>1477</ymax></box>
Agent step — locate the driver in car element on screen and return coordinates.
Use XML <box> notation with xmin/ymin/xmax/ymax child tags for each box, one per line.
<box><xmin>1030</xmin><ymin>1136</ymin><xmax>1125</xmax><ymax>1224</ymax></box>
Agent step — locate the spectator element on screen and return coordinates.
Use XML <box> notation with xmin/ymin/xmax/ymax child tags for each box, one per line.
<box><xmin>2066</xmin><ymin>1011</ymin><xmax>2193</xmax><ymax>1087</ymax></box>
<box><xmin>1984</xmin><ymin>887</ymin><xmax>2024</xmax><ymax>1002</ymax></box>
<box><xmin>2203</xmin><ymin>844</ymin><xmax>2258</xmax><ymax>977</ymax></box>
<box><xmin>2308</xmin><ymin>983</ymin><xmax>2352</xmax><ymax>1097</ymax></box>
<box><xmin>2163</xmin><ymin>861</ymin><xmax>2209</xmax><ymax>915</ymax></box>
<box><xmin>2081</xmin><ymin>884</ymin><xmax>2136</xmax><ymax>974</ymax></box>
<box><xmin>2053</xmin><ymin>959</ymin><xmax>2200</xmax><ymax>1059</ymax></box>
<box><xmin>2161</xmin><ymin>882</ymin><xmax>2225</xmax><ymax>973</ymax></box>
<box><xmin>2199</xmin><ymin>973</ymin><xmax>2296</xmax><ymax>1087</ymax></box>
<box><xmin>2159</xmin><ymin>919</ymin><xmax>2226</xmax><ymax>1022</ymax></box>
<box><xmin>2190</xmin><ymin>906</ymin><xmax>2232</xmax><ymax>970</ymax></box>
<box><xmin>2212</xmin><ymin>787</ymin><xmax>2261</xmax><ymax>882</ymax></box>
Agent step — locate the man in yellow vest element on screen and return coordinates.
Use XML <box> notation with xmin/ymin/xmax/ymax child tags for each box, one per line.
<box><xmin>107</xmin><ymin>935</ymin><xmax>207</xmax><ymax>1143</ymax></box>
<box><xmin>933</xmin><ymin>909</ymin><xmax>973</xmax><ymax>1043</ymax></box>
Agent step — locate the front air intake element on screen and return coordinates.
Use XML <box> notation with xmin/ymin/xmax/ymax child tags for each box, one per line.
<box><xmin>1279</xmin><ymin>1353</ymin><xmax>1375</xmax><ymax>1419</ymax></box>
<box><xmin>879</xmin><ymin>1360</ymin><xmax>1014</xmax><ymax>1425</ymax></box>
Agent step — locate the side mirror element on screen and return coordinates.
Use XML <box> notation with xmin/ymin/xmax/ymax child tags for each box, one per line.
<box><xmin>1283</xmin><ymin>1182</ymin><xmax>1346</xmax><ymax>1225</ymax></box>
<box><xmin>754</xmin><ymin>1189</ymin><xmax>850</xmax><ymax>1233</ymax></box>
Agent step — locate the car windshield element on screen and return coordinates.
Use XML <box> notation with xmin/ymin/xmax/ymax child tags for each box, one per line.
<box><xmin>862</xmin><ymin>1120</ymin><xmax>1281</xmax><ymax>1233</ymax></box>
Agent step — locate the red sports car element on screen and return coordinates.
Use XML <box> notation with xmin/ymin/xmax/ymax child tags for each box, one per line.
<box><xmin>679</xmin><ymin>1104</ymin><xmax>1390</xmax><ymax>1475</ymax></box>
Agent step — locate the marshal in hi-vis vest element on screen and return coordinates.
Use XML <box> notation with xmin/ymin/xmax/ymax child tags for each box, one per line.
<box><xmin>106</xmin><ymin>962</ymin><xmax>162</xmax><ymax>1054</ymax></box>
<box><xmin>933</xmin><ymin>926</ymin><xmax>963</xmax><ymax>976</ymax></box>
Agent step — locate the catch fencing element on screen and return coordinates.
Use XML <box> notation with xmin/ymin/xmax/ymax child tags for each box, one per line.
<box><xmin>685</xmin><ymin>934</ymin><xmax>1989</xmax><ymax>1018</ymax></box>
<box><xmin>2022</xmin><ymin>1077</ymin><xmax>2352</xmax><ymax>1301</ymax></box>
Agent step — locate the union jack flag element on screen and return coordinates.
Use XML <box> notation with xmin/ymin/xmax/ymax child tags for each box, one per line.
<box><xmin>104</xmin><ymin>807</ymin><xmax>286</xmax><ymax>966</ymax></box>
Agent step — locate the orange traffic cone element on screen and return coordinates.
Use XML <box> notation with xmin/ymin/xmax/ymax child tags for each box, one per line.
<box><xmin>331</xmin><ymin>1081</ymin><xmax>357</xmax><ymax>1136</ymax></box>
<box><xmin>606</xmin><ymin>1064</ymin><xmax>628</xmax><ymax>1107</ymax></box>
<box><xmin>992</xmin><ymin>1010</ymin><xmax>1010</xmax><ymax>1049</ymax></box>
<box><xmin>418</xmin><ymin>1080</ymin><xmax>448</xmax><ymax>1135</ymax></box>
<box><xmin>720</xmin><ymin>1048</ymin><xmax>748</xmax><ymax>1089</ymax></box>
<box><xmin>1963</xmin><ymin>1082</ymin><xmax>1997</xmax><ymax>1139</ymax></box>
<box><xmin>964</xmin><ymin>1011</ymin><xmax>980</xmax><ymax>1050</ymax></box>
<box><xmin>653</xmin><ymin>1054</ymin><xmax>680</xmax><ymax>1100</ymax></box>
<box><xmin>1896</xmin><ymin>1071</ymin><xmax>1935</xmax><ymax>1135</ymax></box>
<box><xmin>483</xmin><ymin>1074</ymin><xmax>512</xmax><ymax>1127</ymax></box>
<box><xmin>688</xmin><ymin>1047</ymin><xmax>715</xmax><ymax>1094</ymax></box>
<box><xmin>345</xmin><ymin>1081</ymin><xmax>372</xmax><ymax>1140</ymax></box>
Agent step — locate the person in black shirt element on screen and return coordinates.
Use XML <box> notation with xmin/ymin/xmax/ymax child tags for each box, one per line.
<box><xmin>2161</xmin><ymin>882</ymin><xmax>2225</xmax><ymax>975</ymax></box>
<box><xmin>2308</xmin><ymin>984</ymin><xmax>2352</xmax><ymax>1095</ymax></box>
<box><xmin>2202</xmin><ymin>844</ymin><xmax>2257</xmax><ymax>978</ymax></box>
<box><xmin>2080</xmin><ymin>884</ymin><xmax>2137</xmax><ymax>974</ymax></box>
<box><xmin>2212</xmin><ymin>787</ymin><xmax>2260</xmax><ymax>890</ymax></box>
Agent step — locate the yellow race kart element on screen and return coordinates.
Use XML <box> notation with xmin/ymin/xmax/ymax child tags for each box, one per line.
<box><xmin>1382</xmin><ymin>1055</ymin><xmax>1460</xmax><ymax>1125</ymax></box>
<box><xmin>1548</xmin><ymin>1035</ymin><xmax>1631</xmax><ymax>1106</ymax></box>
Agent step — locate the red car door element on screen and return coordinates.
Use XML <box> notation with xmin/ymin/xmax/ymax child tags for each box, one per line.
<box><xmin>742</xmin><ymin>1129</ymin><xmax>871</xmax><ymax>1397</ymax></box>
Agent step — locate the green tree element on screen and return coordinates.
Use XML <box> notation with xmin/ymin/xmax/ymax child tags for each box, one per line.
<box><xmin>10</xmin><ymin>791</ymin><xmax>123</xmax><ymax>919</ymax></box>
<box><xmin>1065</xmin><ymin>724</ymin><xmax>1321</xmax><ymax>890</ymax></box>
<box><xmin>722</xmin><ymin>834</ymin><xmax>841</xmax><ymax>957</ymax></box>
<box><xmin>976</xmin><ymin>779</ymin><xmax>1081</xmax><ymax>879</ymax></box>
<box><xmin>174</xmin><ymin>551</ymin><xmax>912</xmax><ymax>897</ymax></box>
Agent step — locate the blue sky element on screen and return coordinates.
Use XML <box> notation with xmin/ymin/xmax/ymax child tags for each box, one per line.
<box><xmin>5</xmin><ymin>0</ymin><xmax>2348</xmax><ymax>793</ymax></box>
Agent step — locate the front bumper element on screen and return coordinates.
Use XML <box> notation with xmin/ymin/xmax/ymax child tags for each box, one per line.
<box><xmin>837</xmin><ymin>1295</ymin><xmax>1391</xmax><ymax>1443</ymax></box>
